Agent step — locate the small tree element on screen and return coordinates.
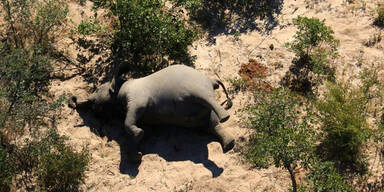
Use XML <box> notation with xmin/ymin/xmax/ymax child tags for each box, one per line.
<box><xmin>316</xmin><ymin>82</ymin><xmax>372</xmax><ymax>173</ymax></box>
<box><xmin>92</xmin><ymin>0</ymin><xmax>197</xmax><ymax>75</ymax></box>
<box><xmin>245</xmin><ymin>88</ymin><xmax>316</xmax><ymax>192</ymax></box>
<box><xmin>283</xmin><ymin>16</ymin><xmax>339</xmax><ymax>93</ymax></box>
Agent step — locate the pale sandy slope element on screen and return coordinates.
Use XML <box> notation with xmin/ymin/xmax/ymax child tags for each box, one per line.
<box><xmin>49</xmin><ymin>0</ymin><xmax>384</xmax><ymax>191</ymax></box>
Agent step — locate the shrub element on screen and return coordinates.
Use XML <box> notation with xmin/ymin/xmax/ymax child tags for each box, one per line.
<box><xmin>0</xmin><ymin>0</ymin><xmax>68</xmax><ymax>135</ymax></box>
<box><xmin>316</xmin><ymin>82</ymin><xmax>371</xmax><ymax>173</ymax></box>
<box><xmin>3</xmin><ymin>129</ymin><xmax>90</xmax><ymax>192</ymax></box>
<box><xmin>306</xmin><ymin>160</ymin><xmax>354</xmax><ymax>192</ymax></box>
<box><xmin>92</xmin><ymin>0</ymin><xmax>197</xmax><ymax>76</ymax></box>
<box><xmin>0</xmin><ymin>142</ymin><xmax>13</xmax><ymax>192</ymax></box>
<box><xmin>36</xmin><ymin>130</ymin><xmax>90</xmax><ymax>192</ymax></box>
<box><xmin>374</xmin><ymin>5</ymin><xmax>384</xmax><ymax>27</ymax></box>
<box><xmin>0</xmin><ymin>48</ymin><xmax>52</xmax><ymax>137</ymax></box>
<box><xmin>77</xmin><ymin>17</ymin><xmax>106</xmax><ymax>36</ymax></box>
<box><xmin>245</xmin><ymin>88</ymin><xmax>316</xmax><ymax>192</ymax></box>
<box><xmin>0</xmin><ymin>0</ymin><xmax>90</xmax><ymax>191</ymax></box>
<box><xmin>283</xmin><ymin>16</ymin><xmax>339</xmax><ymax>93</ymax></box>
<box><xmin>173</xmin><ymin>0</ymin><xmax>283</xmax><ymax>31</ymax></box>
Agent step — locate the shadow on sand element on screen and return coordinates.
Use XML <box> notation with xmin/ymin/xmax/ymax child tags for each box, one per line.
<box><xmin>75</xmin><ymin>109</ymin><xmax>224</xmax><ymax>178</ymax></box>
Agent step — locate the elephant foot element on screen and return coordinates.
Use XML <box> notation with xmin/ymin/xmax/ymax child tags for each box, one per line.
<box><xmin>221</xmin><ymin>138</ymin><xmax>234</xmax><ymax>153</ymax></box>
<box><xmin>128</xmin><ymin>152</ymin><xmax>143</xmax><ymax>163</ymax></box>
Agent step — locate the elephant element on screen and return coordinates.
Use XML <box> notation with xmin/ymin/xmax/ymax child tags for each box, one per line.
<box><xmin>69</xmin><ymin>65</ymin><xmax>234</xmax><ymax>162</ymax></box>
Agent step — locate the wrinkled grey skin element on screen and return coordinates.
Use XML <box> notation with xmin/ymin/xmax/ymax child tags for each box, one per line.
<box><xmin>69</xmin><ymin>65</ymin><xmax>234</xmax><ymax>162</ymax></box>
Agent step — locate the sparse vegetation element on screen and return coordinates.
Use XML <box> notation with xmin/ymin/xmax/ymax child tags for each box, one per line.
<box><xmin>77</xmin><ymin>17</ymin><xmax>106</xmax><ymax>36</ymax></box>
<box><xmin>0</xmin><ymin>0</ymin><xmax>90</xmax><ymax>191</ymax></box>
<box><xmin>283</xmin><ymin>16</ymin><xmax>339</xmax><ymax>94</ymax></box>
<box><xmin>228</xmin><ymin>77</ymin><xmax>248</xmax><ymax>93</ymax></box>
<box><xmin>364</xmin><ymin>32</ymin><xmax>382</xmax><ymax>47</ymax></box>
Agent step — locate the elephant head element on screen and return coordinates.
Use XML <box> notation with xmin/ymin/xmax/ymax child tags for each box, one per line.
<box><xmin>68</xmin><ymin>78</ymin><xmax>123</xmax><ymax>114</ymax></box>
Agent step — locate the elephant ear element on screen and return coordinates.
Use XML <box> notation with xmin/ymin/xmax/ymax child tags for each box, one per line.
<box><xmin>109</xmin><ymin>76</ymin><xmax>125</xmax><ymax>95</ymax></box>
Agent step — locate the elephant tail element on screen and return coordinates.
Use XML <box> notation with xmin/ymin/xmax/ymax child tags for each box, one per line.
<box><xmin>213</xmin><ymin>79</ymin><xmax>232</xmax><ymax>110</ymax></box>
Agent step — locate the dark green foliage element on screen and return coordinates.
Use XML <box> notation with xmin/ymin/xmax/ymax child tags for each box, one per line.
<box><xmin>173</xmin><ymin>0</ymin><xmax>283</xmax><ymax>32</ymax></box>
<box><xmin>0</xmin><ymin>142</ymin><xmax>13</xmax><ymax>192</ymax></box>
<box><xmin>0</xmin><ymin>0</ymin><xmax>89</xmax><ymax>191</ymax></box>
<box><xmin>92</xmin><ymin>0</ymin><xmax>197</xmax><ymax>76</ymax></box>
<box><xmin>305</xmin><ymin>160</ymin><xmax>354</xmax><ymax>192</ymax></box>
<box><xmin>2</xmin><ymin>130</ymin><xmax>90</xmax><ymax>192</ymax></box>
<box><xmin>288</xmin><ymin>17</ymin><xmax>339</xmax><ymax>65</ymax></box>
<box><xmin>36</xmin><ymin>131</ymin><xmax>90</xmax><ymax>192</ymax></box>
<box><xmin>374</xmin><ymin>5</ymin><xmax>384</xmax><ymax>27</ymax></box>
<box><xmin>283</xmin><ymin>16</ymin><xmax>339</xmax><ymax>93</ymax></box>
<box><xmin>245</xmin><ymin>88</ymin><xmax>316</xmax><ymax>192</ymax></box>
<box><xmin>316</xmin><ymin>82</ymin><xmax>371</xmax><ymax>173</ymax></box>
<box><xmin>77</xmin><ymin>17</ymin><xmax>106</xmax><ymax>35</ymax></box>
<box><xmin>0</xmin><ymin>47</ymin><xmax>52</xmax><ymax>137</ymax></box>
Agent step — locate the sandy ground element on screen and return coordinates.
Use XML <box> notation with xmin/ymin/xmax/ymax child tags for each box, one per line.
<box><xmin>48</xmin><ymin>0</ymin><xmax>384</xmax><ymax>191</ymax></box>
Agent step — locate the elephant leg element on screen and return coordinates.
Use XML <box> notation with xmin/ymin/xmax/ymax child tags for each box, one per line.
<box><xmin>194</xmin><ymin>93</ymin><xmax>230</xmax><ymax>123</ymax></box>
<box><xmin>123</xmin><ymin>105</ymin><xmax>145</xmax><ymax>163</ymax></box>
<box><xmin>208</xmin><ymin>111</ymin><xmax>234</xmax><ymax>153</ymax></box>
<box><xmin>124</xmin><ymin>105</ymin><xmax>145</xmax><ymax>144</ymax></box>
<box><xmin>125</xmin><ymin>134</ymin><xmax>143</xmax><ymax>163</ymax></box>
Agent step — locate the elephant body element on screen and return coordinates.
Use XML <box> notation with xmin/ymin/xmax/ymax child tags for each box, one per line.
<box><xmin>70</xmin><ymin>65</ymin><xmax>234</xmax><ymax>162</ymax></box>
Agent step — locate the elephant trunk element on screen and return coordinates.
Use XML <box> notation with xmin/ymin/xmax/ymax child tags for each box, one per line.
<box><xmin>68</xmin><ymin>96</ymin><xmax>91</xmax><ymax>109</ymax></box>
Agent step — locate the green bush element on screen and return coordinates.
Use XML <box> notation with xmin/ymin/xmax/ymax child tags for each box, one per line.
<box><xmin>36</xmin><ymin>131</ymin><xmax>90</xmax><ymax>192</ymax></box>
<box><xmin>0</xmin><ymin>49</ymin><xmax>90</xmax><ymax>190</ymax></box>
<box><xmin>284</xmin><ymin>16</ymin><xmax>339</xmax><ymax>93</ymax></box>
<box><xmin>245</xmin><ymin>88</ymin><xmax>316</xmax><ymax>192</ymax></box>
<box><xmin>77</xmin><ymin>17</ymin><xmax>106</xmax><ymax>36</ymax></box>
<box><xmin>305</xmin><ymin>160</ymin><xmax>354</xmax><ymax>192</ymax></box>
<box><xmin>173</xmin><ymin>0</ymin><xmax>283</xmax><ymax>31</ymax></box>
<box><xmin>316</xmin><ymin>82</ymin><xmax>371</xmax><ymax>173</ymax></box>
<box><xmin>92</xmin><ymin>0</ymin><xmax>197</xmax><ymax>75</ymax></box>
<box><xmin>3</xmin><ymin>129</ymin><xmax>90</xmax><ymax>192</ymax></box>
<box><xmin>374</xmin><ymin>5</ymin><xmax>384</xmax><ymax>27</ymax></box>
<box><xmin>0</xmin><ymin>0</ymin><xmax>90</xmax><ymax>191</ymax></box>
<box><xmin>0</xmin><ymin>142</ymin><xmax>13</xmax><ymax>192</ymax></box>
<box><xmin>0</xmin><ymin>47</ymin><xmax>52</xmax><ymax>137</ymax></box>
